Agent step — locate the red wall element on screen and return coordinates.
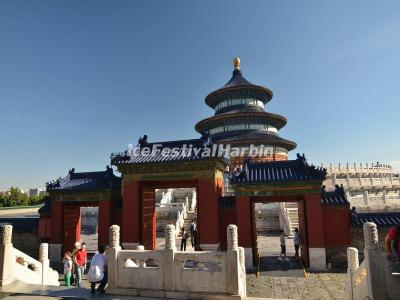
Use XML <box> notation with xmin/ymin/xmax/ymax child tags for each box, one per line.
<box><xmin>50</xmin><ymin>200</ymin><xmax>63</xmax><ymax>244</ymax></box>
<box><xmin>98</xmin><ymin>200</ymin><xmax>113</xmax><ymax>245</ymax></box>
<box><xmin>218</xmin><ymin>205</ymin><xmax>237</xmax><ymax>250</ymax></box>
<box><xmin>38</xmin><ymin>215</ymin><xmax>51</xmax><ymax>240</ymax></box>
<box><xmin>122</xmin><ymin>180</ymin><xmax>141</xmax><ymax>244</ymax></box>
<box><xmin>236</xmin><ymin>196</ymin><xmax>252</xmax><ymax>248</ymax></box>
<box><xmin>197</xmin><ymin>179</ymin><xmax>220</xmax><ymax>245</ymax></box>
<box><xmin>304</xmin><ymin>194</ymin><xmax>325</xmax><ymax>248</ymax></box>
<box><xmin>322</xmin><ymin>205</ymin><xmax>351</xmax><ymax>246</ymax></box>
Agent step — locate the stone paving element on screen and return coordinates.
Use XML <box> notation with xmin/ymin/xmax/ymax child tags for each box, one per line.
<box><xmin>247</xmin><ymin>272</ymin><xmax>347</xmax><ymax>299</ymax></box>
<box><xmin>246</xmin><ymin>234</ymin><xmax>347</xmax><ymax>299</ymax></box>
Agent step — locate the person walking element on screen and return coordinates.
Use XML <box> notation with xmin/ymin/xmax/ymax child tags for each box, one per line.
<box><xmin>279</xmin><ymin>230</ymin><xmax>287</xmax><ymax>258</ymax></box>
<box><xmin>193</xmin><ymin>228</ymin><xmax>198</xmax><ymax>251</ymax></box>
<box><xmin>189</xmin><ymin>220</ymin><xmax>196</xmax><ymax>247</ymax></box>
<box><xmin>180</xmin><ymin>227</ymin><xmax>188</xmax><ymax>251</ymax></box>
<box><xmin>71</xmin><ymin>242</ymin><xmax>80</xmax><ymax>286</ymax></box>
<box><xmin>63</xmin><ymin>251</ymin><xmax>72</xmax><ymax>287</ymax></box>
<box><xmin>88</xmin><ymin>245</ymin><xmax>108</xmax><ymax>295</ymax></box>
<box><xmin>293</xmin><ymin>228</ymin><xmax>301</xmax><ymax>257</ymax></box>
<box><xmin>73</xmin><ymin>241</ymin><xmax>87</xmax><ymax>288</ymax></box>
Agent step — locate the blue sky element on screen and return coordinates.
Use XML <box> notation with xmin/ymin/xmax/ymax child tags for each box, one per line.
<box><xmin>1</xmin><ymin>0</ymin><xmax>399</xmax><ymax>190</ymax></box>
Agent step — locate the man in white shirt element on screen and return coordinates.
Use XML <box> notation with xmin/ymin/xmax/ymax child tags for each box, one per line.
<box><xmin>87</xmin><ymin>245</ymin><xmax>108</xmax><ymax>294</ymax></box>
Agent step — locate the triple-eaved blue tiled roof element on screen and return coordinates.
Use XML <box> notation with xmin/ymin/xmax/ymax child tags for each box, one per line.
<box><xmin>230</xmin><ymin>154</ymin><xmax>326</xmax><ymax>184</ymax></box>
<box><xmin>46</xmin><ymin>166</ymin><xmax>121</xmax><ymax>192</ymax></box>
<box><xmin>111</xmin><ymin>138</ymin><xmax>227</xmax><ymax>165</ymax></box>
<box><xmin>351</xmin><ymin>212</ymin><xmax>400</xmax><ymax>228</ymax></box>
<box><xmin>321</xmin><ymin>185</ymin><xmax>349</xmax><ymax>206</ymax></box>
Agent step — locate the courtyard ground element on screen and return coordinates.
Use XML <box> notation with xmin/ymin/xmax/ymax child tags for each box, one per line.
<box><xmin>246</xmin><ymin>234</ymin><xmax>347</xmax><ymax>299</ymax></box>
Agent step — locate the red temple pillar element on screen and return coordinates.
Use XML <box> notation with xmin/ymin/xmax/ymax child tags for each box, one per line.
<box><xmin>304</xmin><ymin>193</ymin><xmax>326</xmax><ymax>269</ymax></box>
<box><xmin>98</xmin><ymin>199</ymin><xmax>112</xmax><ymax>246</ymax></box>
<box><xmin>197</xmin><ymin>178</ymin><xmax>220</xmax><ymax>250</ymax></box>
<box><xmin>122</xmin><ymin>179</ymin><xmax>141</xmax><ymax>248</ymax></box>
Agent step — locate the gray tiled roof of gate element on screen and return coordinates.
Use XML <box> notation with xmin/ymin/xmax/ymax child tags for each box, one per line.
<box><xmin>351</xmin><ymin>212</ymin><xmax>400</xmax><ymax>227</ymax></box>
<box><xmin>46</xmin><ymin>167</ymin><xmax>120</xmax><ymax>192</ymax></box>
<box><xmin>230</xmin><ymin>155</ymin><xmax>326</xmax><ymax>184</ymax></box>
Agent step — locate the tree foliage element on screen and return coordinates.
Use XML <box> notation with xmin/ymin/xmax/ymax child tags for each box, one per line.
<box><xmin>0</xmin><ymin>188</ymin><xmax>46</xmax><ymax>207</ymax></box>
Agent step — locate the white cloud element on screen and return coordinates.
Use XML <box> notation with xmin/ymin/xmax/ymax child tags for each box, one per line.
<box><xmin>390</xmin><ymin>161</ymin><xmax>400</xmax><ymax>173</ymax></box>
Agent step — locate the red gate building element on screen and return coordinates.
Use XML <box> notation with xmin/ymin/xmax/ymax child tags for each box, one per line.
<box><xmin>39</xmin><ymin>58</ymin><xmax>351</xmax><ymax>269</ymax></box>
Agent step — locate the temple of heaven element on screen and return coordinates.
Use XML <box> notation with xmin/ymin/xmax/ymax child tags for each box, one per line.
<box><xmin>195</xmin><ymin>58</ymin><xmax>296</xmax><ymax>165</ymax></box>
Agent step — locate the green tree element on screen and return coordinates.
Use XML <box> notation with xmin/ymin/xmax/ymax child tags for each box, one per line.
<box><xmin>3</xmin><ymin>188</ymin><xmax>29</xmax><ymax>207</ymax></box>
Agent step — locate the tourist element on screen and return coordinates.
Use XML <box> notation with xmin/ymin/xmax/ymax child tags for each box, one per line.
<box><xmin>279</xmin><ymin>230</ymin><xmax>286</xmax><ymax>258</ymax></box>
<box><xmin>71</xmin><ymin>242</ymin><xmax>80</xmax><ymax>286</ymax></box>
<box><xmin>180</xmin><ymin>227</ymin><xmax>188</xmax><ymax>251</ymax></box>
<box><xmin>293</xmin><ymin>228</ymin><xmax>301</xmax><ymax>257</ymax></box>
<box><xmin>73</xmin><ymin>241</ymin><xmax>87</xmax><ymax>288</ymax></box>
<box><xmin>63</xmin><ymin>251</ymin><xmax>73</xmax><ymax>287</ymax></box>
<box><xmin>193</xmin><ymin>228</ymin><xmax>198</xmax><ymax>251</ymax></box>
<box><xmin>190</xmin><ymin>220</ymin><xmax>196</xmax><ymax>247</ymax></box>
<box><xmin>385</xmin><ymin>225</ymin><xmax>400</xmax><ymax>263</ymax></box>
<box><xmin>81</xmin><ymin>242</ymin><xmax>88</xmax><ymax>271</ymax></box>
<box><xmin>88</xmin><ymin>245</ymin><xmax>108</xmax><ymax>295</ymax></box>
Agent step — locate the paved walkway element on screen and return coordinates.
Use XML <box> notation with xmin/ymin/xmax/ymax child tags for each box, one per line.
<box><xmin>247</xmin><ymin>272</ymin><xmax>346</xmax><ymax>299</ymax></box>
<box><xmin>246</xmin><ymin>234</ymin><xmax>347</xmax><ymax>299</ymax></box>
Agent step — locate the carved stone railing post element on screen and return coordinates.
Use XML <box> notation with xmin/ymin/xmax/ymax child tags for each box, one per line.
<box><xmin>39</xmin><ymin>243</ymin><xmax>49</xmax><ymax>285</ymax></box>
<box><xmin>227</xmin><ymin>224</ymin><xmax>245</xmax><ymax>296</ymax></box>
<box><xmin>363</xmin><ymin>222</ymin><xmax>385</xmax><ymax>300</ymax></box>
<box><xmin>163</xmin><ymin>224</ymin><xmax>176</xmax><ymax>291</ymax></box>
<box><xmin>227</xmin><ymin>224</ymin><xmax>238</xmax><ymax>251</ymax></box>
<box><xmin>165</xmin><ymin>224</ymin><xmax>176</xmax><ymax>251</ymax></box>
<box><xmin>364</xmin><ymin>222</ymin><xmax>378</xmax><ymax>250</ymax></box>
<box><xmin>0</xmin><ymin>225</ymin><xmax>14</xmax><ymax>286</ymax></box>
<box><xmin>107</xmin><ymin>225</ymin><xmax>121</xmax><ymax>290</ymax></box>
<box><xmin>346</xmin><ymin>247</ymin><xmax>359</xmax><ymax>300</ymax></box>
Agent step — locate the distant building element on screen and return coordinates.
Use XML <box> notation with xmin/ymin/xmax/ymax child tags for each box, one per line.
<box><xmin>28</xmin><ymin>189</ymin><xmax>40</xmax><ymax>197</ymax></box>
<box><xmin>323</xmin><ymin>163</ymin><xmax>400</xmax><ymax>212</ymax></box>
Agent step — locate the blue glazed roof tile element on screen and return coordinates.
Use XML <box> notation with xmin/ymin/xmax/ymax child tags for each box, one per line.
<box><xmin>111</xmin><ymin>138</ymin><xmax>227</xmax><ymax>165</ymax></box>
<box><xmin>320</xmin><ymin>185</ymin><xmax>349</xmax><ymax>206</ymax></box>
<box><xmin>351</xmin><ymin>212</ymin><xmax>400</xmax><ymax>228</ymax></box>
<box><xmin>230</xmin><ymin>154</ymin><xmax>326</xmax><ymax>184</ymax></box>
<box><xmin>46</xmin><ymin>166</ymin><xmax>120</xmax><ymax>192</ymax></box>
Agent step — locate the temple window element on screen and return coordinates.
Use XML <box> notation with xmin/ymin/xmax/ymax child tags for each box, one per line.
<box><xmin>215</xmin><ymin>98</ymin><xmax>264</xmax><ymax>111</ymax></box>
<box><xmin>208</xmin><ymin>123</ymin><xmax>277</xmax><ymax>135</ymax></box>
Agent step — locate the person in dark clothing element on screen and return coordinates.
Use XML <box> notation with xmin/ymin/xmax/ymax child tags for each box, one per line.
<box><xmin>180</xmin><ymin>227</ymin><xmax>188</xmax><ymax>251</ymax></box>
<box><xmin>189</xmin><ymin>220</ymin><xmax>196</xmax><ymax>247</ymax></box>
<box><xmin>193</xmin><ymin>228</ymin><xmax>198</xmax><ymax>251</ymax></box>
<box><xmin>293</xmin><ymin>228</ymin><xmax>301</xmax><ymax>257</ymax></box>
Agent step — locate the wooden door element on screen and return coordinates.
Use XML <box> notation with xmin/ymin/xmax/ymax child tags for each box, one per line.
<box><xmin>298</xmin><ymin>199</ymin><xmax>309</xmax><ymax>267</ymax></box>
<box><xmin>141</xmin><ymin>188</ymin><xmax>156</xmax><ymax>250</ymax></box>
<box><xmin>63</xmin><ymin>205</ymin><xmax>81</xmax><ymax>252</ymax></box>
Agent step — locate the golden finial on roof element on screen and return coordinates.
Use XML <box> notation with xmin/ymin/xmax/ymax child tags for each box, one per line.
<box><xmin>233</xmin><ymin>57</ymin><xmax>240</xmax><ymax>70</ymax></box>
